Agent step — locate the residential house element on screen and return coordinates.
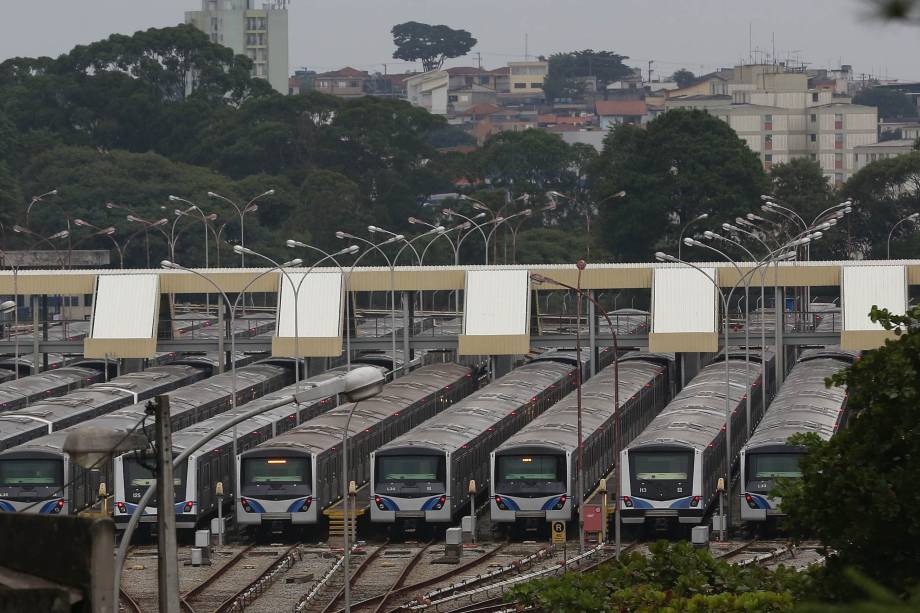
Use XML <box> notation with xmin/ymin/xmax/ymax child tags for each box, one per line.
<box><xmin>595</xmin><ymin>99</ymin><xmax>650</xmax><ymax>129</ymax></box>
<box><xmin>448</xmin><ymin>84</ymin><xmax>499</xmax><ymax>113</ymax></box>
<box><xmin>508</xmin><ymin>60</ymin><xmax>549</xmax><ymax>95</ymax></box>
<box><xmin>313</xmin><ymin>67</ymin><xmax>371</xmax><ymax>98</ymax></box>
<box><xmin>854</xmin><ymin>139</ymin><xmax>917</xmax><ymax>170</ymax></box>
<box><xmin>406</xmin><ymin>70</ymin><xmax>450</xmax><ymax>115</ymax></box>
<box><xmin>288</xmin><ymin>69</ymin><xmax>315</xmax><ymax>95</ymax></box>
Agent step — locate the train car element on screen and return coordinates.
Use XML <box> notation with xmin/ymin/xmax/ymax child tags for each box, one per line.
<box><xmin>0</xmin><ymin>366</ymin><xmax>104</xmax><ymax>413</ymax></box>
<box><xmin>235</xmin><ymin>363</ymin><xmax>474</xmax><ymax>532</ymax></box>
<box><xmin>619</xmin><ymin>349</ymin><xmax>776</xmax><ymax>534</ymax></box>
<box><xmin>0</xmin><ymin>369</ymin><xmax>15</xmax><ymax>384</ymax></box>
<box><xmin>113</xmin><ymin>353</ymin><xmax>411</xmax><ymax>533</ymax></box>
<box><xmin>0</xmin><ymin>358</ymin><xmax>295</xmax><ymax>515</ymax></box>
<box><xmin>368</xmin><ymin>349</ymin><xmax>610</xmax><ymax>530</ymax></box>
<box><xmin>490</xmin><ymin>353</ymin><xmax>675</xmax><ymax>530</ymax></box>
<box><xmin>0</xmin><ymin>363</ymin><xmax>213</xmax><ymax>453</ymax></box>
<box><xmin>740</xmin><ymin>347</ymin><xmax>856</xmax><ymax>524</ymax></box>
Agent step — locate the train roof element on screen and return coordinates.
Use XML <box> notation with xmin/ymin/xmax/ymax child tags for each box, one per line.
<box><xmin>495</xmin><ymin>356</ymin><xmax>669</xmax><ymax>456</ymax></box>
<box><xmin>242</xmin><ymin>363</ymin><xmax>472</xmax><ymax>457</ymax></box>
<box><xmin>373</xmin><ymin>356</ymin><xmax>580</xmax><ymax>456</ymax></box>
<box><xmin>627</xmin><ymin>351</ymin><xmax>773</xmax><ymax>453</ymax></box>
<box><xmin>0</xmin><ymin>367</ymin><xmax>100</xmax><ymax>408</ymax></box>
<box><xmin>744</xmin><ymin>353</ymin><xmax>852</xmax><ymax>452</ymax></box>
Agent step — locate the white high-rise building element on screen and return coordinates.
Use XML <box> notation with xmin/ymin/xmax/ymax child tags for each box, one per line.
<box><xmin>186</xmin><ymin>0</ymin><xmax>289</xmax><ymax>94</ymax></box>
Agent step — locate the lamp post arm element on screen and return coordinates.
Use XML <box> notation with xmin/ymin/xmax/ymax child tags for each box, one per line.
<box><xmin>765</xmin><ymin>201</ymin><xmax>807</xmax><ymax>230</ymax></box>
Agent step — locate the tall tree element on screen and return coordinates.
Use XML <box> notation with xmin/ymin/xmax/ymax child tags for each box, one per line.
<box><xmin>546</xmin><ymin>50</ymin><xmax>631</xmax><ymax>89</ymax></box>
<box><xmin>853</xmin><ymin>87</ymin><xmax>918</xmax><ymax>120</ymax></box>
<box><xmin>591</xmin><ymin>109</ymin><xmax>768</xmax><ymax>261</ymax></box>
<box><xmin>671</xmin><ymin>68</ymin><xmax>696</xmax><ymax>88</ymax></box>
<box><xmin>474</xmin><ymin>130</ymin><xmax>575</xmax><ymax>196</ymax></box>
<box><xmin>779</xmin><ymin>304</ymin><xmax>920</xmax><ymax>598</ymax></box>
<box><xmin>391</xmin><ymin>22</ymin><xmax>477</xmax><ymax>72</ymax></box>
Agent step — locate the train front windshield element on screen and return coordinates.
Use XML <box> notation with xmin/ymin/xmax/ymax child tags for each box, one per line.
<box><xmin>123</xmin><ymin>457</ymin><xmax>187</xmax><ymax>505</ymax></box>
<box><xmin>629</xmin><ymin>450</ymin><xmax>692</xmax><ymax>501</ymax></box>
<box><xmin>0</xmin><ymin>458</ymin><xmax>63</xmax><ymax>500</ymax></box>
<box><xmin>240</xmin><ymin>456</ymin><xmax>311</xmax><ymax>498</ymax></box>
<box><xmin>495</xmin><ymin>454</ymin><xmax>565</xmax><ymax>496</ymax></box>
<box><xmin>746</xmin><ymin>453</ymin><xmax>803</xmax><ymax>492</ymax></box>
<box><xmin>375</xmin><ymin>455</ymin><xmax>445</xmax><ymax>496</ymax></box>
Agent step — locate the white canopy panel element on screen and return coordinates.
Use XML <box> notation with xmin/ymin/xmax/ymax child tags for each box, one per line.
<box><xmin>842</xmin><ymin>264</ymin><xmax>906</xmax><ymax>331</ymax></box>
<box><xmin>463</xmin><ymin>269</ymin><xmax>530</xmax><ymax>336</ymax></box>
<box><xmin>276</xmin><ymin>271</ymin><xmax>343</xmax><ymax>338</ymax></box>
<box><xmin>652</xmin><ymin>266</ymin><xmax>718</xmax><ymax>334</ymax></box>
<box><xmin>90</xmin><ymin>274</ymin><xmax>159</xmax><ymax>340</ymax></box>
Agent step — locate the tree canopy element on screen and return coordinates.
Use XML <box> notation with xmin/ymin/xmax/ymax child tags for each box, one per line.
<box><xmin>671</xmin><ymin>68</ymin><xmax>696</xmax><ymax>88</ymax></box>
<box><xmin>547</xmin><ymin>50</ymin><xmax>632</xmax><ymax>87</ymax></box>
<box><xmin>590</xmin><ymin>108</ymin><xmax>768</xmax><ymax>261</ymax></box>
<box><xmin>779</xmin><ymin>304</ymin><xmax>920</xmax><ymax>598</ymax></box>
<box><xmin>390</xmin><ymin>22</ymin><xmax>477</xmax><ymax>72</ymax></box>
<box><xmin>853</xmin><ymin>87</ymin><xmax>918</xmax><ymax>120</ymax></box>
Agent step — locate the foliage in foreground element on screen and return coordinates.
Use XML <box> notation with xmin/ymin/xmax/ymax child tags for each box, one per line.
<box><xmin>776</xmin><ymin>304</ymin><xmax>920</xmax><ymax>597</ymax></box>
<box><xmin>506</xmin><ymin>541</ymin><xmax>810</xmax><ymax>612</ymax></box>
<box><xmin>796</xmin><ymin>569</ymin><xmax>920</xmax><ymax>612</ymax></box>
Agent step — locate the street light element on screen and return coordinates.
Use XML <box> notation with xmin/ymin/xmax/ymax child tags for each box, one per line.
<box><xmin>73</xmin><ymin>219</ymin><xmax>124</xmax><ymax>267</ymax></box>
<box><xmin>548</xmin><ymin>190</ymin><xmax>623</xmax><ymax>261</ymax></box>
<box><xmin>207</xmin><ymin>189</ymin><xmax>274</xmax><ymax>266</ymax></box>
<box><xmin>25</xmin><ymin>189</ymin><xmax>58</xmax><ymax>228</ymax></box>
<box><xmin>677</xmin><ymin>213</ymin><xmax>709</xmax><ymax>260</ymax></box>
<box><xmin>887</xmin><ymin>213</ymin><xmax>920</xmax><ymax>259</ymax></box>
<box><xmin>170</xmin><ymin>196</ymin><xmax>218</xmax><ymax>269</ymax></box>
<box><xmin>442</xmin><ymin>208</ymin><xmax>491</xmax><ymax>264</ymax></box>
<box><xmin>12</xmin><ymin>226</ymin><xmax>69</xmax><ymax>268</ymax></box>
<box><xmin>530</xmin><ymin>269</ymin><xmax>624</xmax><ymax>558</ymax></box>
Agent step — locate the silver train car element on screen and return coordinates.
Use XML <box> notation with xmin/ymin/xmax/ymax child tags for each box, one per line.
<box><xmin>619</xmin><ymin>350</ymin><xmax>776</xmax><ymax>533</ymax></box>
<box><xmin>113</xmin><ymin>355</ymin><xmax>404</xmax><ymax>532</ymax></box>
<box><xmin>740</xmin><ymin>347</ymin><xmax>856</xmax><ymax>523</ymax></box>
<box><xmin>0</xmin><ymin>366</ymin><xmax>104</xmax><ymax>413</ymax></box>
<box><xmin>490</xmin><ymin>353</ymin><xmax>676</xmax><ymax>528</ymax></box>
<box><xmin>369</xmin><ymin>349</ymin><xmax>609</xmax><ymax>529</ymax></box>
<box><xmin>235</xmin><ymin>363</ymin><xmax>474</xmax><ymax>532</ymax></box>
<box><xmin>0</xmin><ymin>358</ymin><xmax>294</xmax><ymax>516</ymax></box>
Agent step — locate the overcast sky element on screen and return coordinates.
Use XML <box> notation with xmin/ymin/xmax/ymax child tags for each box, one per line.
<box><xmin>1</xmin><ymin>0</ymin><xmax>918</xmax><ymax>81</ymax></box>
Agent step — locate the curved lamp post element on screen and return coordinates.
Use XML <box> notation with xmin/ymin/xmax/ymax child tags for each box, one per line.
<box><xmin>548</xmin><ymin>189</ymin><xmax>622</xmax><ymax>261</ymax></box>
<box><xmin>677</xmin><ymin>213</ymin><xmax>709</xmax><ymax>260</ymax></box>
<box><xmin>207</xmin><ymin>190</ymin><xmax>274</xmax><ymax>266</ymax></box>
<box><xmin>887</xmin><ymin>213</ymin><xmax>920</xmax><ymax>259</ymax></box>
<box><xmin>25</xmin><ymin>189</ymin><xmax>58</xmax><ymax>228</ymax></box>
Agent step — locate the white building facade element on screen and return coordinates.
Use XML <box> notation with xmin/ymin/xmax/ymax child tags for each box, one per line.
<box><xmin>186</xmin><ymin>0</ymin><xmax>289</xmax><ymax>94</ymax></box>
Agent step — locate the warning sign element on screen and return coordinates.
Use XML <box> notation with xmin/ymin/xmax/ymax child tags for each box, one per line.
<box><xmin>551</xmin><ymin>520</ymin><xmax>566</xmax><ymax>544</ymax></box>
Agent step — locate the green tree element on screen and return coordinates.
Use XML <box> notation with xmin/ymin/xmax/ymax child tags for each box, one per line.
<box><xmin>853</xmin><ymin>87</ymin><xmax>918</xmax><ymax>120</ymax></box>
<box><xmin>840</xmin><ymin>151</ymin><xmax>920</xmax><ymax>257</ymax></box>
<box><xmin>514</xmin><ymin>228</ymin><xmax>587</xmax><ymax>263</ymax></box>
<box><xmin>391</xmin><ymin>22</ymin><xmax>477</xmax><ymax>72</ymax></box>
<box><xmin>475</xmin><ymin>130</ymin><xmax>574</xmax><ymax>195</ymax></box>
<box><xmin>867</xmin><ymin>0</ymin><xmax>920</xmax><ymax>20</ymax></box>
<box><xmin>778</xmin><ymin>304</ymin><xmax>920</xmax><ymax>597</ymax></box>
<box><xmin>294</xmin><ymin>170</ymin><xmax>371</xmax><ymax>253</ymax></box>
<box><xmin>671</xmin><ymin>68</ymin><xmax>697</xmax><ymax>88</ymax></box>
<box><xmin>591</xmin><ymin>109</ymin><xmax>768</xmax><ymax>261</ymax></box>
<box><xmin>547</xmin><ymin>50</ymin><xmax>631</xmax><ymax>88</ymax></box>
<box><xmin>508</xmin><ymin>541</ymin><xmax>809</xmax><ymax>613</ymax></box>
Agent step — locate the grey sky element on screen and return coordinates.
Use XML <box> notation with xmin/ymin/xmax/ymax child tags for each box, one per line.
<box><xmin>1</xmin><ymin>0</ymin><xmax>918</xmax><ymax>81</ymax></box>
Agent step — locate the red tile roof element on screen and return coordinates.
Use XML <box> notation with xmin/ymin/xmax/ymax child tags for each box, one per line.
<box><xmin>595</xmin><ymin>99</ymin><xmax>648</xmax><ymax>116</ymax></box>
<box><xmin>317</xmin><ymin>66</ymin><xmax>368</xmax><ymax>78</ymax></box>
<box><xmin>463</xmin><ymin>103</ymin><xmax>502</xmax><ymax>116</ymax></box>
<box><xmin>446</xmin><ymin>66</ymin><xmax>484</xmax><ymax>76</ymax></box>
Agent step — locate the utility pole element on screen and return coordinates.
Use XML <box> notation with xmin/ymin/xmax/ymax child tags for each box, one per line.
<box><xmin>154</xmin><ymin>395</ymin><xmax>180</xmax><ymax>612</ymax></box>
<box><xmin>647</xmin><ymin>60</ymin><xmax>654</xmax><ymax>84</ymax></box>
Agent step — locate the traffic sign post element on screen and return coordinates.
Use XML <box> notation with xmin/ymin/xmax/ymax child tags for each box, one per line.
<box><xmin>552</xmin><ymin>520</ymin><xmax>567</xmax><ymax>569</ymax></box>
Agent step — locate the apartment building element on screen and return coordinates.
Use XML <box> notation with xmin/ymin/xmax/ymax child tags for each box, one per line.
<box><xmin>186</xmin><ymin>0</ymin><xmax>289</xmax><ymax>93</ymax></box>
<box><xmin>508</xmin><ymin>60</ymin><xmax>549</xmax><ymax>94</ymax></box>
<box><xmin>667</xmin><ymin>67</ymin><xmax>877</xmax><ymax>185</ymax></box>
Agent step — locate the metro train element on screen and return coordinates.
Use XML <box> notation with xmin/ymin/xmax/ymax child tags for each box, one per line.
<box><xmin>369</xmin><ymin>349</ymin><xmax>611</xmax><ymax>530</ymax></box>
<box><xmin>619</xmin><ymin>349</ymin><xmax>776</xmax><ymax>534</ymax></box>
<box><xmin>740</xmin><ymin>347</ymin><xmax>856</xmax><ymax>525</ymax></box>
<box><xmin>113</xmin><ymin>353</ymin><xmax>412</xmax><ymax>533</ymax></box>
<box><xmin>0</xmin><ymin>356</ymin><xmax>293</xmax><ymax>515</ymax></box>
<box><xmin>235</xmin><ymin>363</ymin><xmax>474</xmax><ymax>533</ymax></box>
<box><xmin>490</xmin><ymin>353</ymin><xmax>676</xmax><ymax>530</ymax></box>
<box><xmin>0</xmin><ymin>366</ymin><xmax>104</xmax><ymax>413</ymax></box>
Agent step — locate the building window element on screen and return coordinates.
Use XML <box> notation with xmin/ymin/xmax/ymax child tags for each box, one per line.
<box><xmin>812</xmin><ymin>92</ymin><xmax>819</xmax><ymax>102</ymax></box>
<box><xmin>448</xmin><ymin>94</ymin><xmax>458</xmax><ymax>103</ymax></box>
<box><xmin>810</xmin><ymin>113</ymin><xmax>817</xmax><ymax>122</ymax></box>
<box><xmin>480</xmin><ymin>76</ymin><xmax>489</xmax><ymax>85</ymax></box>
<box><xmin>530</xmin><ymin>82</ymin><xmax>543</xmax><ymax>89</ymax></box>
<box><xmin>835</xmin><ymin>113</ymin><xmax>844</xmax><ymax>130</ymax></box>
<box><xmin>211</xmin><ymin>17</ymin><xmax>219</xmax><ymax>31</ymax></box>
<box><xmin>809</xmin><ymin>153</ymin><xmax>817</xmax><ymax>161</ymax></box>
<box><xmin>764</xmin><ymin>153</ymin><xmax>773</xmax><ymax>170</ymax></box>
<box><xmin>763</xmin><ymin>114</ymin><xmax>772</xmax><ymax>131</ymax></box>
<box><xmin>835</xmin><ymin>133</ymin><xmax>844</xmax><ymax>149</ymax></box>
<box><xmin>835</xmin><ymin>173</ymin><xmax>844</xmax><ymax>186</ymax></box>
<box><xmin>810</xmin><ymin>133</ymin><xmax>817</xmax><ymax>143</ymax></box>
<box><xmin>514</xmin><ymin>82</ymin><xmax>526</xmax><ymax>89</ymax></box>
<box><xmin>765</xmin><ymin>134</ymin><xmax>773</xmax><ymax>150</ymax></box>
<box><xmin>835</xmin><ymin>153</ymin><xmax>844</xmax><ymax>169</ymax></box>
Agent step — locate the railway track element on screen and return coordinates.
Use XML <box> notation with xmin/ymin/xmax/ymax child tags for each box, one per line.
<box><xmin>330</xmin><ymin>541</ymin><xmax>513</xmax><ymax>613</ymax></box>
<box><xmin>714</xmin><ymin>539</ymin><xmax>790</xmax><ymax>566</ymax></box>
<box><xmin>180</xmin><ymin>543</ymin><xmax>300</xmax><ymax>613</ymax></box>
<box><xmin>120</xmin><ymin>587</ymin><xmax>143</xmax><ymax>613</ymax></box>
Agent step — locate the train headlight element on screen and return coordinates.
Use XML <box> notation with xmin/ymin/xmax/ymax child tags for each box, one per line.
<box><xmin>374</xmin><ymin>495</ymin><xmax>386</xmax><ymax>511</ymax></box>
<box><xmin>116</xmin><ymin>502</ymin><xmax>127</xmax><ymax>514</ymax></box>
<box><xmin>623</xmin><ymin>496</ymin><xmax>633</xmax><ymax>508</ymax></box>
<box><xmin>183</xmin><ymin>501</ymin><xmax>194</xmax><ymax>513</ymax></box>
<box><xmin>431</xmin><ymin>495</ymin><xmax>446</xmax><ymax>511</ymax></box>
<box><xmin>240</xmin><ymin>497</ymin><xmax>253</xmax><ymax>513</ymax></box>
<box><xmin>494</xmin><ymin>495</ymin><xmax>508</xmax><ymax>511</ymax></box>
<box><xmin>691</xmin><ymin>496</ymin><xmax>701</xmax><ymax>508</ymax></box>
<box><xmin>552</xmin><ymin>495</ymin><xmax>567</xmax><ymax>510</ymax></box>
<box><xmin>300</xmin><ymin>496</ymin><xmax>313</xmax><ymax>512</ymax></box>
<box><xmin>50</xmin><ymin>499</ymin><xmax>64</xmax><ymax>514</ymax></box>
<box><xmin>744</xmin><ymin>494</ymin><xmax>758</xmax><ymax>509</ymax></box>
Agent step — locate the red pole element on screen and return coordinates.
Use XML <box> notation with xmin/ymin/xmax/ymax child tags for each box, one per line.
<box><xmin>575</xmin><ymin>259</ymin><xmax>586</xmax><ymax>553</ymax></box>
